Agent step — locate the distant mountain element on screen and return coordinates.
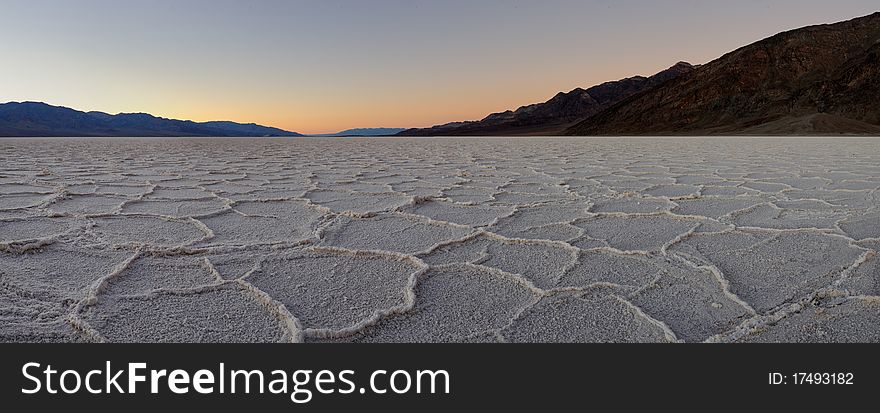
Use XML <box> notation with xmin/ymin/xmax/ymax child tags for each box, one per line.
<box><xmin>398</xmin><ymin>62</ymin><xmax>695</xmax><ymax>136</ymax></box>
<box><xmin>0</xmin><ymin>102</ymin><xmax>302</xmax><ymax>137</ymax></box>
<box><xmin>312</xmin><ymin>128</ymin><xmax>407</xmax><ymax>137</ymax></box>
<box><xmin>565</xmin><ymin>12</ymin><xmax>880</xmax><ymax>136</ymax></box>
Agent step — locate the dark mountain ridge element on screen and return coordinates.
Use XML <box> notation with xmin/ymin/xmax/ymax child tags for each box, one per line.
<box><xmin>565</xmin><ymin>12</ymin><xmax>880</xmax><ymax>135</ymax></box>
<box><xmin>0</xmin><ymin>102</ymin><xmax>302</xmax><ymax>137</ymax></box>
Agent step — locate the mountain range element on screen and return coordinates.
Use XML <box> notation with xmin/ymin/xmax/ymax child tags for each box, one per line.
<box><xmin>0</xmin><ymin>102</ymin><xmax>302</xmax><ymax>137</ymax></box>
<box><xmin>402</xmin><ymin>12</ymin><xmax>880</xmax><ymax>136</ymax></box>
<box><xmin>399</xmin><ymin>62</ymin><xmax>695</xmax><ymax>136</ymax></box>
<box><xmin>565</xmin><ymin>11</ymin><xmax>880</xmax><ymax>135</ymax></box>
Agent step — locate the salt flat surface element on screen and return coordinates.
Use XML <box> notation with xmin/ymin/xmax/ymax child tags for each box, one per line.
<box><xmin>1</xmin><ymin>137</ymin><xmax>878</xmax><ymax>343</ymax></box>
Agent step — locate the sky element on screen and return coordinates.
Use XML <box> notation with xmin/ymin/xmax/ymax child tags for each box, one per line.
<box><xmin>1</xmin><ymin>1</ymin><xmax>877</xmax><ymax>134</ymax></box>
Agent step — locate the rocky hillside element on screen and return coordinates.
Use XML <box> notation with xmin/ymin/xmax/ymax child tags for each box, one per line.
<box><xmin>566</xmin><ymin>12</ymin><xmax>880</xmax><ymax>135</ymax></box>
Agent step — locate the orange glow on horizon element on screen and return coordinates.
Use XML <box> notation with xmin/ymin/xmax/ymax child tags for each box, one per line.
<box><xmin>80</xmin><ymin>65</ymin><xmax>674</xmax><ymax>135</ymax></box>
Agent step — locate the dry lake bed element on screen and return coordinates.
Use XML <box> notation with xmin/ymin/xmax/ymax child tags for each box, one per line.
<box><xmin>1</xmin><ymin>137</ymin><xmax>879</xmax><ymax>343</ymax></box>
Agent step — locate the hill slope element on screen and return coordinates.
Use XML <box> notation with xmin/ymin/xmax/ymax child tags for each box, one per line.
<box><xmin>565</xmin><ymin>12</ymin><xmax>880</xmax><ymax>136</ymax></box>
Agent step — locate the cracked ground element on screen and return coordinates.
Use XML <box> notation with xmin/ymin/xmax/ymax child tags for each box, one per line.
<box><xmin>1</xmin><ymin>137</ymin><xmax>879</xmax><ymax>343</ymax></box>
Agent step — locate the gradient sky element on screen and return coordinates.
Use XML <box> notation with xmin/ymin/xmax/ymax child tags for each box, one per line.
<box><xmin>1</xmin><ymin>1</ymin><xmax>877</xmax><ymax>134</ymax></box>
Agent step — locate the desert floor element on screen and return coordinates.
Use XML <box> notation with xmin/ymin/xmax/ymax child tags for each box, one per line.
<box><xmin>1</xmin><ymin>137</ymin><xmax>878</xmax><ymax>343</ymax></box>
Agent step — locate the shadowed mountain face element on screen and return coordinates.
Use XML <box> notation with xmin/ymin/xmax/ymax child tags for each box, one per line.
<box><xmin>0</xmin><ymin>102</ymin><xmax>302</xmax><ymax>137</ymax></box>
<box><xmin>566</xmin><ymin>12</ymin><xmax>880</xmax><ymax>136</ymax></box>
<box><xmin>398</xmin><ymin>62</ymin><xmax>695</xmax><ymax>136</ymax></box>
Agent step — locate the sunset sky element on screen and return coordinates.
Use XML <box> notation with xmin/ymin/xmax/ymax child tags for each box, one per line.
<box><xmin>1</xmin><ymin>1</ymin><xmax>877</xmax><ymax>134</ymax></box>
